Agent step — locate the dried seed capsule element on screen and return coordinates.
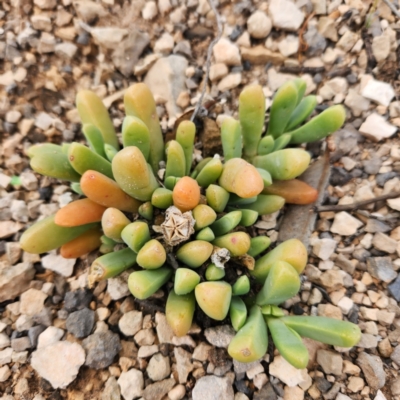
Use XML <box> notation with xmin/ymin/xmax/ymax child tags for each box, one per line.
<box><xmin>112</xmin><ymin>146</ymin><xmax>160</xmax><ymax>202</ymax></box>
<box><xmin>210</xmin><ymin>211</ymin><xmax>242</xmax><ymax>237</ymax></box>
<box><xmin>227</xmin><ymin>305</ymin><xmax>268</xmax><ymax>363</ymax></box>
<box><xmin>174</xmin><ymin>268</ymin><xmax>200</xmax><ymax>295</ymax></box>
<box><xmin>195</xmin><ymin>227</ymin><xmax>215</xmax><ymax>242</ymax></box>
<box><xmin>248</xmin><ymin>236</ymin><xmax>271</xmax><ymax>257</ymax></box>
<box><xmin>76</xmin><ymin>89</ymin><xmax>119</xmax><ymax>150</ymax></box>
<box><xmin>88</xmin><ymin>247</ymin><xmax>137</xmax><ymax>287</ymax></box>
<box><xmin>29</xmin><ymin>144</ymin><xmax>81</xmax><ymax>182</ymax></box>
<box><xmin>80</xmin><ymin>170</ymin><xmax>142</xmax><ymax>213</ymax></box>
<box><xmin>136</xmin><ymin>239</ymin><xmax>166</xmax><ymax>269</ymax></box>
<box><xmin>266</xmin><ymin>317</ymin><xmax>309</xmax><ymax>369</ymax></box>
<box><xmin>267</xmin><ymin>80</ymin><xmax>298</xmax><ymax>138</ymax></box>
<box><xmin>195</xmin><ymin>281</ymin><xmax>232</xmax><ymax>320</ymax></box>
<box><xmin>232</xmin><ymin>275</ymin><xmax>250</xmax><ymax>296</ymax></box>
<box><xmin>128</xmin><ymin>267</ymin><xmax>172</xmax><ymax>299</ymax></box>
<box><xmin>68</xmin><ymin>142</ymin><xmax>114</xmax><ymax>179</ymax></box>
<box><xmin>60</xmin><ymin>228</ymin><xmax>102</xmax><ymax>259</ymax></box>
<box><xmin>205</xmin><ymin>184</ymin><xmax>230</xmax><ymax>213</ymax></box>
<box><xmin>176</xmin><ymin>120</ymin><xmax>196</xmax><ymax>175</ymax></box>
<box><xmin>165</xmin><ymin>140</ymin><xmax>186</xmax><ymax>178</ymax></box>
<box><xmin>281</xmin><ymin>316</ymin><xmax>361</xmax><ymax>348</ymax></box>
<box><xmin>176</xmin><ymin>240</ymin><xmax>213</xmax><ymax>268</ymax></box>
<box><xmin>205</xmin><ymin>263</ymin><xmax>225</xmax><ymax>281</ymax></box>
<box><xmin>121</xmin><ymin>221</ymin><xmax>151</xmax><ymax>253</ymax></box>
<box><xmin>221</xmin><ymin>117</ymin><xmax>242</xmax><ymax>161</ymax></box>
<box><xmin>172</xmin><ymin>176</ymin><xmax>201</xmax><ymax>212</ymax></box>
<box><xmin>230</xmin><ymin>296</ymin><xmax>247</xmax><ymax>331</ymax></box>
<box><xmin>124</xmin><ymin>83</ymin><xmax>164</xmax><ymax>173</ymax></box>
<box><xmin>285</xmin><ymin>95</ymin><xmax>317</xmax><ymax>131</ymax></box>
<box><xmin>262</xmin><ymin>179</ymin><xmax>318</xmax><ymax>205</ymax></box>
<box><xmin>138</xmin><ymin>202</ymin><xmax>153</xmax><ymax>220</ymax></box>
<box><xmin>122</xmin><ymin>116</ymin><xmax>150</xmax><ymax>160</ymax></box>
<box><xmin>101</xmin><ymin>207</ymin><xmax>131</xmax><ymax>243</ymax></box>
<box><xmin>55</xmin><ymin>198</ymin><xmax>107</xmax><ymax>227</ymax></box>
<box><xmin>166</xmin><ymin>290</ymin><xmax>195</xmax><ymax>337</ymax></box>
<box><xmin>212</xmin><ymin>232</ymin><xmax>251</xmax><ymax>257</ymax></box>
<box><xmin>253</xmin><ymin>149</ymin><xmax>311</xmax><ymax>181</ymax></box>
<box><xmin>219</xmin><ymin>158</ymin><xmax>264</xmax><ymax>199</ymax></box>
<box><xmin>251</xmin><ymin>238</ymin><xmax>307</xmax><ymax>283</ymax></box>
<box><xmin>20</xmin><ymin>215</ymin><xmax>98</xmax><ymax>254</ymax></box>
<box><xmin>196</xmin><ymin>158</ymin><xmax>223</xmax><ymax>188</ymax></box>
<box><xmin>256</xmin><ymin>261</ymin><xmax>301</xmax><ymax>306</ymax></box>
<box><xmin>242</xmin><ymin>194</ymin><xmax>285</xmax><ymax>215</ymax></box>
<box><xmin>81</xmin><ymin>124</ymin><xmax>106</xmax><ymax>158</ymax></box>
<box><xmin>239</xmin><ymin>85</ymin><xmax>266</xmax><ymax>158</ymax></box>
<box><xmin>192</xmin><ymin>204</ymin><xmax>217</xmax><ymax>231</ymax></box>
<box><xmin>151</xmin><ymin>188</ymin><xmax>173</xmax><ymax>209</ymax></box>
<box><xmin>289</xmin><ymin>105</ymin><xmax>346</xmax><ymax>144</ymax></box>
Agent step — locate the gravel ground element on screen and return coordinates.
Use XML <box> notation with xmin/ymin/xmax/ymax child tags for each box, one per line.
<box><xmin>1</xmin><ymin>0</ymin><xmax>400</xmax><ymax>399</ymax></box>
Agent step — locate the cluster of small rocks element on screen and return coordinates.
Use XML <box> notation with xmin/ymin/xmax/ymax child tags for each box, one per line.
<box><xmin>1</xmin><ymin>0</ymin><xmax>400</xmax><ymax>399</ymax></box>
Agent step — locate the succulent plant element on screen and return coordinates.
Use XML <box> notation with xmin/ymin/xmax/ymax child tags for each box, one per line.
<box><xmin>20</xmin><ymin>79</ymin><xmax>360</xmax><ymax>368</ymax></box>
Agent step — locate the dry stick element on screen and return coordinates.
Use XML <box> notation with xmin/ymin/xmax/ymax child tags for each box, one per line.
<box><xmin>190</xmin><ymin>0</ymin><xmax>223</xmax><ymax>123</ymax></box>
<box><xmin>383</xmin><ymin>0</ymin><xmax>400</xmax><ymax>18</ymax></box>
<box><xmin>316</xmin><ymin>191</ymin><xmax>400</xmax><ymax>213</ymax></box>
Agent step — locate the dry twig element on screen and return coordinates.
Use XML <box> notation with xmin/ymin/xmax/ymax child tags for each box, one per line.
<box><xmin>316</xmin><ymin>191</ymin><xmax>400</xmax><ymax>213</ymax></box>
<box><xmin>190</xmin><ymin>0</ymin><xmax>223</xmax><ymax>122</ymax></box>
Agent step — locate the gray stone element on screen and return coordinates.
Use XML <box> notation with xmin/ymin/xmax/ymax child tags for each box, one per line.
<box><xmin>117</xmin><ymin>369</ymin><xmax>143</xmax><ymax>400</ymax></box>
<box><xmin>269</xmin><ymin>0</ymin><xmax>304</xmax><ymax>31</ymax></box>
<box><xmin>317</xmin><ymin>350</ymin><xmax>342</xmax><ymax>375</ymax></box>
<box><xmin>66</xmin><ymin>308</ymin><xmax>95</xmax><ymax>338</ymax></box>
<box><xmin>388</xmin><ymin>274</ymin><xmax>400</xmax><ymax>302</ymax></box>
<box><xmin>119</xmin><ymin>311</ymin><xmax>143</xmax><ymax>336</ymax></box>
<box><xmin>361</xmin><ymin>78</ymin><xmax>395</xmax><ymax>107</ymax></box>
<box><xmin>0</xmin><ymin>262</ymin><xmax>35</xmax><ymax>302</ymax></box>
<box><xmin>155</xmin><ymin>312</ymin><xmax>174</xmax><ymax>344</ymax></box>
<box><xmin>55</xmin><ymin>42</ymin><xmax>78</xmax><ymax>59</ymax></box>
<box><xmin>174</xmin><ymin>347</ymin><xmax>193</xmax><ymax>384</ymax></box>
<box><xmin>367</xmin><ymin>257</ymin><xmax>396</xmax><ymax>283</ymax></box>
<box><xmin>147</xmin><ymin>353</ymin><xmax>170</xmax><ymax>381</ymax></box>
<box><xmin>144</xmin><ymin>56</ymin><xmax>189</xmax><ymax>118</ymax></box>
<box><xmin>356</xmin><ymin>352</ymin><xmax>386</xmax><ymax>390</ymax></box>
<box><xmin>31</xmin><ymin>341</ymin><xmax>85</xmax><ymax>389</ymax></box>
<box><xmin>101</xmin><ymin>376</ymin><xmax>121</xmax><ymax>400</ymax></box>
<box><xmin>390</xmin><ymin>345</ymin><xmax>400</xmax><ymax>366</ymax></box>
<box><xmin>359</xmin><ymin>113</ymin><xmax>397</xmax><ymax>142</ymax></box>
<box><xmin>204</xmin><ymin>325</ymin><xmax>235</xmax><ymax>348</ymax></box>
<box><xmin>90</xmin><ymin>27</ymin><xmax>129</xmax><ymax>49</ymax></box>
<box><xmin>192</xmin><ymin>376</ymin><xmax>234</xmax><ymax>400</ymax></box>
<box><xmin>20</xmin><ymin>289</ymin><xmax>47</xmax><ymax>316</ymax></box>
<box><xmin>37</xmin><ymin>326</ymin><xmax>64</xmax><ymax>348</ymax></box>
<box><xmin>112</xmin><ymin>30</ymin><xmax>150</xmax><ymax>77</ymax></box>
<box><xmin>107</xmin><ymin>272</ymin><xmax>130</xmax><ymax>300</ymax></box>
<box><xmin>372</xmin><ymin>233</ymin><xmax>397</xmax><ymax>254</ymax></box>
<box><xmin>11</xmin><ymin>336</ymin><xmax>31</xmax><ymax>352</ymax></box>
<box><xmin>42</xmin><ymin>254</ymin><xmax>76</xmax><ymax>277</ymax></box>
<box><xmin>213</xmin><ymin>38</ymin><xmax>241</xmax><ymax>66</ymax></box>
<box><xmin>247</xmin><ymin>11</ymin><xmax>272</xmax><ymax>39</ymax></box>
<box><xmin>142</xmin><ymin>378</ymin><xmax>176</xmax><ymax>400</ymax></box>
<box><xmin>253</xmin><ymin>383</ymin><xmax>277</xmax><ymax>400</ymax></box>
<box><xmin>344</xmin><ymin>90</ymin><xmax>370</xmax><ymax>117</ymax></box>
<box><xmin>82</xmin><ymin>331</ymin><xmax>121</xmax><ymax>369</ymax></box>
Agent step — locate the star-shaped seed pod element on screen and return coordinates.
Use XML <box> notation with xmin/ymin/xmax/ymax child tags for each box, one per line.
<box><xmin>159</xmin><ymin>206</ymin><xmax>195</xmax><ymax>247</ymax></box>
